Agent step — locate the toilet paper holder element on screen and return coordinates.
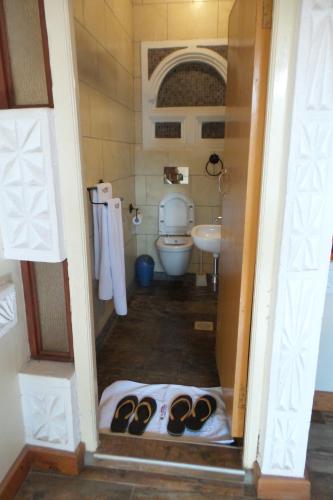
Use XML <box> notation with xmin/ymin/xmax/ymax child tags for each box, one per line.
<box><xmin>129</xmin><ymin>203</ymin><xmax>140</xmax><ymax>221</ymax></box>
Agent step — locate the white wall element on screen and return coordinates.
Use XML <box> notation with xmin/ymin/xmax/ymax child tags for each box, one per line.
<box><xmin>0</xmin><ymin>235</ymin><xmax>30</xmax><ymax>481</ymax></box>
<box><xmin>316</xmin><ymin>262</ymin><xmax>333</xmax><ymax>392</ymax></box>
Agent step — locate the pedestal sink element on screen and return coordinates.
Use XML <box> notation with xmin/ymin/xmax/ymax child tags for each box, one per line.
<box><xmin>191</xmin><ymin>224</ymin><xmax>222</xmax><ymax>257</ymax></box>
<box><xmin>191</xmin><ymin>224</ymin><xmax>222</xmax><ymax>291</ymax></box>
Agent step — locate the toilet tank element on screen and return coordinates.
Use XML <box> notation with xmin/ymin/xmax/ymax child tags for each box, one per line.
<box><xmin>159</xmin><ymin>193</ymin><xmax>195</xmax><ymax>235</ymax></box>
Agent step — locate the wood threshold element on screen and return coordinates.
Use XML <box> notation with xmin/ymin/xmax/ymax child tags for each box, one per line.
<box><xmin>97</xmin><ymin>434</ymin><xmax>243</xmax><ymax>471</ymax></box>
<box><xmin>313</xmin><ymin>390</ymin><xmax>333</xmax><ymax>412</ymax></box>
<box><xmin>254</xmin><ymin>462</ymin><xmax>311</xmax><ymax>500</ymax></box>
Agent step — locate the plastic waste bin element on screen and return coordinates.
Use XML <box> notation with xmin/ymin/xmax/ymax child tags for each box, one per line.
<box><xmin>135</xmin><ymin>255</ymin><xmax>154</xmax><ymax>287</ymax></box>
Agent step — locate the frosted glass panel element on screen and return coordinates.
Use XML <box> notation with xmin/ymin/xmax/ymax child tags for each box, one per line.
<box><xmin>3</xmin><ymin>0</ymin><xmax>49</xmax><ymax>106</ymax></box>
<box><xmin>34</xmin><ymin>262</ymin><xmax>69</xmax><ymax>352</ymax></box>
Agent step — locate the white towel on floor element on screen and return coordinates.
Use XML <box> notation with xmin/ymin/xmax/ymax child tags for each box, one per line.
<box><xmin>98</xmin><ymin>380</ymin><xmax>233</xmax><ymax>445</ymax></box>
<box><xmin>92</xmin><ymin>186</ymin><xmax>127</xmax><ymax>315</ymax></box>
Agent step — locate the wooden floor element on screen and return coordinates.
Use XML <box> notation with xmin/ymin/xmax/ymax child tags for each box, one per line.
<box><xmin>14</xmin><ymin>410</ymin><xmax>333</xmax><ymax>499</ymax></box>
<box><xmin>97</xmin><ymin>275</ymin><xmax>220</xmax><ymax>398</ymax></box>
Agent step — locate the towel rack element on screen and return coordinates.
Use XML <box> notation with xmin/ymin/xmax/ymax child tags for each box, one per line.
<box><xmin>87</xmin><ymin>182</ymin><xmax>124</xmax><ymax>207</ymax></box>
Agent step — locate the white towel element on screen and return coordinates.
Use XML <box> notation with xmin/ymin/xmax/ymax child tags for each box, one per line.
<box><xmin>98</xmin><ymin>380</ymin><xmax>233</xmax><ymax>445</ymax></box>
<box><xmin>93</xmin><ymin>183</ymin><xmax>112</xmax><ymax>280</ymax></box>
<box><xmin>92</xmin><ymin>186</ymin><xmax>127</xmax><ymax>315</ymax></box>
<box><xmin>106</xmin><ymin>198</ymin><xmax>127</xmax><ymax>315</ymax></box>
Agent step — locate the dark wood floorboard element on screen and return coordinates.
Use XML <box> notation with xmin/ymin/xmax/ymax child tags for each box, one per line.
<box><xmin>97</xmin><ymin>276</ymin><xmax>220</xmax><ymax>398</ymax></box>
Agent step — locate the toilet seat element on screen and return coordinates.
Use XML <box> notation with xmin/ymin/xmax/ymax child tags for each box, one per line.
<box><xmin>157</xmin><ymin>236</ymin><xmax>193</xmax><ymax>252</ymax></box>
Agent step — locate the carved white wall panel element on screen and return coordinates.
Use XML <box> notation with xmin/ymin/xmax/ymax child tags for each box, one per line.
<box><xmin>0</xmin><ymin>108</ymin><xmax>65</xmax><ymax>262</ymax></box>
<box><xmin>19</xmin><ymin>361</ymin><xmax>80</xmax><ymax>451</ymax></box>
<box><xmin>0</xmin><ymin>282</ymin><xmax>17</xmax><ymax>339</ymax></box>
<box><xmin>259</xmin><ymin>0</ymin><xmax>333</xmax><ymax>477</ymax></box>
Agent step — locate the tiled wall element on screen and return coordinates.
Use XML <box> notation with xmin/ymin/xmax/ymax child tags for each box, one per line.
<box><xmin>73</xmin><ymin>0</ymin><xmax>136</xmax><ymax>334</ymax></box>
<box><xmin>133</xmin><ymin>0</ymin><xmax>233</xmax><ymax>273</ymax></box>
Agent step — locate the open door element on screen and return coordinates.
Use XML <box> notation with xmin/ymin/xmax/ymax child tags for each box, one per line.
<box><xmin>216</xmin><ymin>0</ymin><xmax>272</xmax><ymax>437</ymax></box>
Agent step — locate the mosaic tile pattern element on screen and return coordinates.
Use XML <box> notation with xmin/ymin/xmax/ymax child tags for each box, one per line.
<box><xmin>157</xmin><ymin>62</ymin><xmax>226</xmax><ymax>107</ymax></box>
<box><xmin>148</xmin><ymin>47</ymin><xmax>185</xmax><ymax>78</ymax></box>
<box><xmin>198</xmin><ymin>45</ymin><xmax>228</xmax><ymax>60</ymax></box>
<box><xmin>155</xmin><ymin>122</ymin><xmax>181</xmax><ymax>138</ymax></box>
<box><xmin>202</xmin><ymin>121</ymin><xmax>225</xmax><ymax>139</ymax></box>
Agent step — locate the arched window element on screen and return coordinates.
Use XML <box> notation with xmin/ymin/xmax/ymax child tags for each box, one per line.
<box><xmin>141</xmin><ymin>41</ymin><xmax>228</xmax><ymax>149</ymax></box>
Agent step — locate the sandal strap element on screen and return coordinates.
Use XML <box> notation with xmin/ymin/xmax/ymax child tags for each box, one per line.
<box><xmin>169</xmin><ymin>397</ymin><xmax>192</xmax><ymax>422</ymax></box>
<box><xmin>134</xmin><ymin>401</ymin><xmax>153</xmax><ymax>424</ymax></box>
<box><xmin>190</xmin><ymin>397</ymin><xmax>213</xmax><ymax>422</ymax></box>
<box><xmin>115</xmin><ymin>399</ymin><xmax>136</xmax><ymax>420</ymax></box>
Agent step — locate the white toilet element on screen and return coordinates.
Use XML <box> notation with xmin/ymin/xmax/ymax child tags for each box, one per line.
<box><xmin>156</xmin><ymin>193</ymin><xmax>195</xmax><ymax>276</ymax></box>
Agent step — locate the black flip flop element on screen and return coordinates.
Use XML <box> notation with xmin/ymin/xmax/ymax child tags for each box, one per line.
<box><xmin>110</xmin><ymin>395</ymin><xmax>138</xmax><ymax>433</ymax></box>
<box><xmin>128</xmin><ymin>397</ymin><xmax>157</xmax><ymax>436</ymax></box>
<box><xmin>167</xmin><ymin>395</ymin><xmax>192</xmax><ymax>436</ymax></box>
<box><xmin>185</xmin><ymin>395</ymin><xmax>217</xmax><ymax>432</ymax></box>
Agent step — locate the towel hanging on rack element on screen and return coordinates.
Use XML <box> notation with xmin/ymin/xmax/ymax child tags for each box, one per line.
<box><xmin>92</xmin><ymin>183</ymin><xmax>127</xmax><ymax>315</ymax></box>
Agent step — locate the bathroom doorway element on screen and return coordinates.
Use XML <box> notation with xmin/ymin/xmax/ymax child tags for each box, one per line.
<box><xmin>76</xmin><ymin>0</ymin><xmax>272</xmax><ymax>456</ymax></box>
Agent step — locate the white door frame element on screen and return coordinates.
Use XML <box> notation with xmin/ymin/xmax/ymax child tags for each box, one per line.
<box><xmin>245</xmin><ymin>0</ymin><xmax>333</xmax><ymax>477</ymax></box>
<box><xmin>43</xmin><ymin>0</ymin><xmax>98</xmax><ymax>452</ymax></box>
<box><xmin>43</xmin><ymin>0</ymin><xmax>333</xmax><ymax>476</ymax></box>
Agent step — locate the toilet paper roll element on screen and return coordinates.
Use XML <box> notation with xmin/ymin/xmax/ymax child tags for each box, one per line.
<box><xmin>132</xmin><ymin>214</ymin><xmax>143</xmax><ymax>226</ymax></box>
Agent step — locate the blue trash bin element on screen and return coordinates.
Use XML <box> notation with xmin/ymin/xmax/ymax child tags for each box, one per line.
<box><xmin>135</xmin><ymin>255</ymin><xmax>154</xmax><ymax>287</ymax></box>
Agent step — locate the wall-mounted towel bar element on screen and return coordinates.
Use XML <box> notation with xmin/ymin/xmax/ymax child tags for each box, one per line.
<box><xmin>87</xmin><ymin>185</ymin><xmax>124</xmax><ymax>207</ymax></box>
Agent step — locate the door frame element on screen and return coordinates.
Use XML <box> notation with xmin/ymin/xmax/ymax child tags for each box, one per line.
<box><xmin>43</xmin><ymin>0</ymin><xmax>312</xmax><ymax>470</ymax></box>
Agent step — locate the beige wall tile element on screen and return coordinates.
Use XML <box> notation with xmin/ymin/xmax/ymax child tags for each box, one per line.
<box><xmin>135</xmin><ymin>146</ymin><xmax>167</xmax><ymax>175</ymax></box>
<box><xmin>218</xmin><ymin>0</ymin><xmax>234</xmax><ymax>38</ymax></box>
<box><xmin>195</xmin><ymin>206</ymin><xmax>213</xmax><ymax>225</ymax></box>
<box><xmin>136</xmin><ymin>205</ymin><xmax>158</xmax><ymax>235</ymax></box>
<box><xmin>146</xmin><ymin>175</ymin><xmax>189</xmax><ymax>205</ymax></box>
<box><xmin>135</xmin><ymin>175</ymin><xmax>147</xmax><ymax>204</ymax></box>
<box><xmin>112</xmin><ymin>177</ymin><xmax>135</xmax><ymax>206</ymax></box>
<box><xmin>75</xmin><ymin>23</ymin><xmax>99</xmax><ymax>88</ymax></box>
<box><xmin>134</xmin><ymin>4</ymin><xmax>167</xmax><ymax>41</ymax></box>
<box><xmin>133</xmin><ymin>42</ymin><xmax>142</xmax><ymax>78</ymax></box>
<box><xmin>83</xmin><ymin>0</ymin><xmax>106</xmax><ymax>45</ymax></box>
<box><xmin>134</xmin><ymin>77</ymin><xmax>141</xmax><ymax>112</ymax></box>
<box><xmin>102</xmin><ymin>142</ymin><xmax>134</xmax><ymax>181</ymax></box>
<box><xmin>90</xmin><ymin>90</ymin><xmax>109</xmax><ymax>139</ymax></box>
<box><xmin>136</xmin><ymin>235</ymin><xmax>147</xmax><ymax>256</ymax></box>
<box><xmin>135</xmin><ymin>111</ymin><xmax>142</xmax><ymax>144</ymax></box>
<box><xmin>167</xmin><ymin>2</ymin><xmax>218</xmax><ymax>40</ymax></box>
<box><xmin>146</xmin><ymin>235</ymin><xmax>162</xmax><ymax>271</ymax></box>
<box><xmin>125</xmin><ymin>238</ymin><xmax>137</xmax><ymax>284</ymax></box>
<box><xmin>190</xmin><ymin>175</ymin><xmax>220</xmax><ymax>206</ymax></box>
<box><xmin>113</xmin><ymin>0</ymin><xmax>133</xmax><ymax>36</ymax></box>
<box><xmin>82</xmin><ymin>137</ymin><xmax>103</xmax><ymax>186</ymax></box>
<box><xmin>78</xmin><ymin>82</ymin><xmax>91</xmax><ymax>137</ymax></box>
<box><xmin>97</xmin><ymin>48</ymin><xmax>118</xmax><ymax>100</ymax></box>
<box><xmin>105</xmin><ymin>6</ymin><xmax>133</xmax><ymax>74</ymax></box>
<box><xmin>108</xmin><ymin>100</ymin><xmax>134</xmax><ymax>142</ymax></box>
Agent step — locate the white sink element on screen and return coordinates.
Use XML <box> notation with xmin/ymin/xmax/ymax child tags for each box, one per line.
<box><xmin>191</xmin><ymin>224</ymin><xmax>222</xmax><ymax>256</ymax></box>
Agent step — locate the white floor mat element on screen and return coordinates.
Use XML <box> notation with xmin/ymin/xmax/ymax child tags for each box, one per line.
<box><xmin>99</xmin><ymin>380</ymin><xmax>233</xmax><ymax>445</ymax></box>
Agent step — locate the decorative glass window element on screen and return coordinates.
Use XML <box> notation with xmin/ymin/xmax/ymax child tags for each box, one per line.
<box><xmin>142</xmin><ymin>40</ymin><xmax>227</xmax><ymax>150</ymax></box>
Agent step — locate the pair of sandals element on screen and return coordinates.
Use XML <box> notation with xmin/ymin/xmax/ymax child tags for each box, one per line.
<box><xmin>167</xmin><ymin>394</ymin><xmax>217</xmax><ymax>436</ymax></box>
<box><xmin>110</xmin><ymin>396</ymin><xmax>156</xmax><ymax>436</ymax></box>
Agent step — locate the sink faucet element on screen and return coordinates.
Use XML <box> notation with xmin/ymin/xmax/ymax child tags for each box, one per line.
<box><xmin>215</xmin><ymin>216</ymin><xmax>223</xmax><ymax>223</ymax></box>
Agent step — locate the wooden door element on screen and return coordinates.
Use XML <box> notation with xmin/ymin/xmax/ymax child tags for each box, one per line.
<box><xmin>216</xmin><ymin>0</ymin><xmax>272</xmax><ymax>437</ymax></box>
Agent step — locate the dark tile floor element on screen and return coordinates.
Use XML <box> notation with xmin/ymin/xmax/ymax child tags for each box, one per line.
<box><xmin>97</xmin><ymin>276</ymin><xmax>220</xmax><ymax>398</ymax></box>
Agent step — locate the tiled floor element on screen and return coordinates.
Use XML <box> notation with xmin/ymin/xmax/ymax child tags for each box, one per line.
<box><xmin>97</xmin><ymin>276</ymin><xmax>220</xmax><ymax>398</ymax></box>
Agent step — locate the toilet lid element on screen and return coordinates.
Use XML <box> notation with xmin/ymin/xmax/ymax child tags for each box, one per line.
<box><xmin>159</xmin><ymin>193</ymin><xmax>195</xmax><ymax>235</ymax></box>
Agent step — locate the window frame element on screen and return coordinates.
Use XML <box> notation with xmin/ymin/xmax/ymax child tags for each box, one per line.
<box><xmin>21</xmin><ymin>260</ymin><xmax>74</xmax><ymax>362</ymax></box>
<box><xmin>0</xmin><ymin>0</ymin><xmax>53</xmax><ymax>109</ymax></box>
